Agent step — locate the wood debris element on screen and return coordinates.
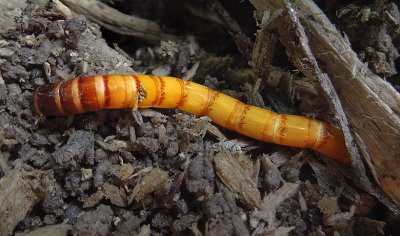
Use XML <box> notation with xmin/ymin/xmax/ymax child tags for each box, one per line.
<box><xmin>130</xmin><ymin>168</ymin><xmax>169</xmax><ymax>202</ymax></box>
<box><xmin>1</xmin><ymin>0</ymin><xmax>399</xmax><ymax>234</ymax></box>
<box><xmin>214</xmin><ymin>150</ymin><xmax>261</xmax><ymax>208</ymax></box>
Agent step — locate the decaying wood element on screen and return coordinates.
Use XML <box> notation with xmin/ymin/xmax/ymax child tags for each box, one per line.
<box><xmin>293</xmin><ymin>0</ymin><xmax>400</xmax><ymax>207</ymax></box>
<box><xmin>0</xmin><ymin>164</ymin><xmax>57</xmax><ymax>236</ymax></box>
<box><xmin>214</xmin><ymin>150</ymin><xmax>261</xmax><ymax>208</ymax></box>
<box><xmin>102</xmin><ymin>182</ymin><xmax>128</xmax><ymax>207</ymax></box>
<box><xmin>249</xmin><ymin>182</ymin><xmax>299</xmax><ymax>233</ymax></box>
<box><xmin>130</xmin><ymin>167</ymin><xmax>169</xmax><ymax>202</ymax></box>
<box><xmin>249</xmin><ymin>0</ymin><xmax>400</xmax><ymax>212</ymax></box>
<box><xmin>60</xmin><ymin>0</ymin><xmax>179</xmax><ymax>44</ymax></box>
<box><xmin>1</xmin><ymin>0</ymin><xmax>399</xmax><ymax>234</ymax></box>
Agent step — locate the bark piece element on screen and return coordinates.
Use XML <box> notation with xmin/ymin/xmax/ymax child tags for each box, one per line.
<box><xmin>292</xmin><ymin>1</ymin><xmax>400</xmax><ymax>207</ymax></box>
<box><xmin>249</xmin><ymin>0</ymin><xmax>400</xmax><ymax>211</ymax></box>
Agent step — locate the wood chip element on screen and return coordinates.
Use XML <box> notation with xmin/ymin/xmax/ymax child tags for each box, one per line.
<box><xmin>250</xmin><ymin>182</ymin><xmax>300</xmax><ymax>230</ymax></box>
<box><xmin>261</xmin><ymin>154</ymin><xmax>284</xmax><ymax>191</ymax></box>
<box><xmin>120</xmin><ymin>163</ymin><xmax>135</xmax><ymax>181</ymax></box>
<box><xmin>83</xmin><ymin>189</ymin><xmax>105</xmax><ymax>208</ymax></box>
<box><xmin>103</xmin><ymin>183</ymin><xmax>127</xmax><ymax>207</ymax></box>
<box><xmin>130</xmin><ymin>168</ymin><xmax>169</xmax><ymax>202</ymax></box>
<box><xmin>214</xmin><ymin>150</ymin><xmax>261</xmax><ymax>208</ymax></box>
<box><xmin>81</xmin><ymin>168</ymin><xmax>93</xmax><ymax>181</ymax></box>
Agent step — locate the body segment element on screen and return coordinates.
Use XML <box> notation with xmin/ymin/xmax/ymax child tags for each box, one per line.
<box><xmin>34</xmin><ymin>74</ymin><xmax>351</xmax><ymax>165</ymax></box>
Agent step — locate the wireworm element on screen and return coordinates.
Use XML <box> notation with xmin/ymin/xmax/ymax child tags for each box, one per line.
<box><xmin>33</xmin><ymin>74</ymin><xmax>351</xmax><ymax>165</ymax></box>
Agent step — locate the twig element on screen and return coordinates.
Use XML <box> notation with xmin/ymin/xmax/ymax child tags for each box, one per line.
<box><xmin>209</xmin><ymin>0</ymin><xmax>253</xmax><ymax>60</ymax></box>
<box><xmin>60</xmin><ymin>0</ymin><xmax>179</xmax><ymax>44</ymax></box>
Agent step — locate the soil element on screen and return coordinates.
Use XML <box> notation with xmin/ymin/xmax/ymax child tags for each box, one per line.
<box><xmin>0</xmin><ymin>0</ymin><xmax>399</xmax><ymax>235</ymax></box>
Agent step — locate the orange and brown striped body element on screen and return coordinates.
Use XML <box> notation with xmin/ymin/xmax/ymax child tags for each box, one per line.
<box><xmin>34</xmin><ymin>74</ymin><xmax>351</xmax><ymax>165</ymax></box>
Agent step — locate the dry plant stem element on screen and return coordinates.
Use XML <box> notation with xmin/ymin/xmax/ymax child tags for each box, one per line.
<box><xmin>34</xmin><ymin>75</ymin><xmax>351</xmax><ymax>165</ymax></box>
<box><xmin>60</xmin><ymin>0</ymin><xmax>179</xmax><ymax>44</ymax></box>
<box><xmin>250</xmin><ymin>0</ymin><xmax>400</xmax><ymax>211</ymax></box>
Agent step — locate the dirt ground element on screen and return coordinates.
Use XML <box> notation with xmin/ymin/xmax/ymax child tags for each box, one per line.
<box><xmin>0</xmin><ymin>0</ymin><xmax>399</xmax><ymax>235</ymax></box>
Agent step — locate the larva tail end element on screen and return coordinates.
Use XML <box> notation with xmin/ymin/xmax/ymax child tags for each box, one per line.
<box><xmin>335</xmin><ymin>149</ymin><xmax>352</xmax><ymax>166</ymax></box>
<box><xmin>33</xmin><ymin>88</ymin><xmax>43</xmax><ymax>116</ymax></box>
<box><xmin>314</xmin><ymin>124</ymin><xmax>352</xmax><ymax>165</ymax></box>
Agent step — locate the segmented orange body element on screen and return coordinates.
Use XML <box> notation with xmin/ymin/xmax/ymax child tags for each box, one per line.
<box><xmin>34</xmin><ymin>75</ymin><xmax>351</xmax><ymax>165</ymax></box>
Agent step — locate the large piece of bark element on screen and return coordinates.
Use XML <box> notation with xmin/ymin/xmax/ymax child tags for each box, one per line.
<box><xmin>292</xmin><ymin>0</ymin><xmax>400</xmax><ymax>207</ymax></box>
<box><xmin>249</xmin><ymin>0</ymin><xmax>400</xmax><ymax>211</ymax></box>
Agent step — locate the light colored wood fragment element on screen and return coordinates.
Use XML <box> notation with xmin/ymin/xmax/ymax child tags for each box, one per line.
<box><xmin>250</xmin><ymin>182</ymin><xmax>300</xmax><ymax>231</ymax></box>
<box><xmin>102</xmin><ymin>183</ymin><xmax>127</xmax><ymax>207</ymax></box>
<box><xmin>130</xmin><ymin>168</ymin><xmax>169</xmax><ymax>202</ymax></box>
<box><xmin>120</xmin><ymin>163</ymin><xmax>135</xmax><ymax>181</ymax></box>
<box><xmin>83</xmin><ymin>189</ymin><xmax>105</xmax><ymax>208</ymax></box>
<box><xmin>214</xmin><ymin>150</ymin><xmax>261</xmax><ymax>208</ymax></box>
